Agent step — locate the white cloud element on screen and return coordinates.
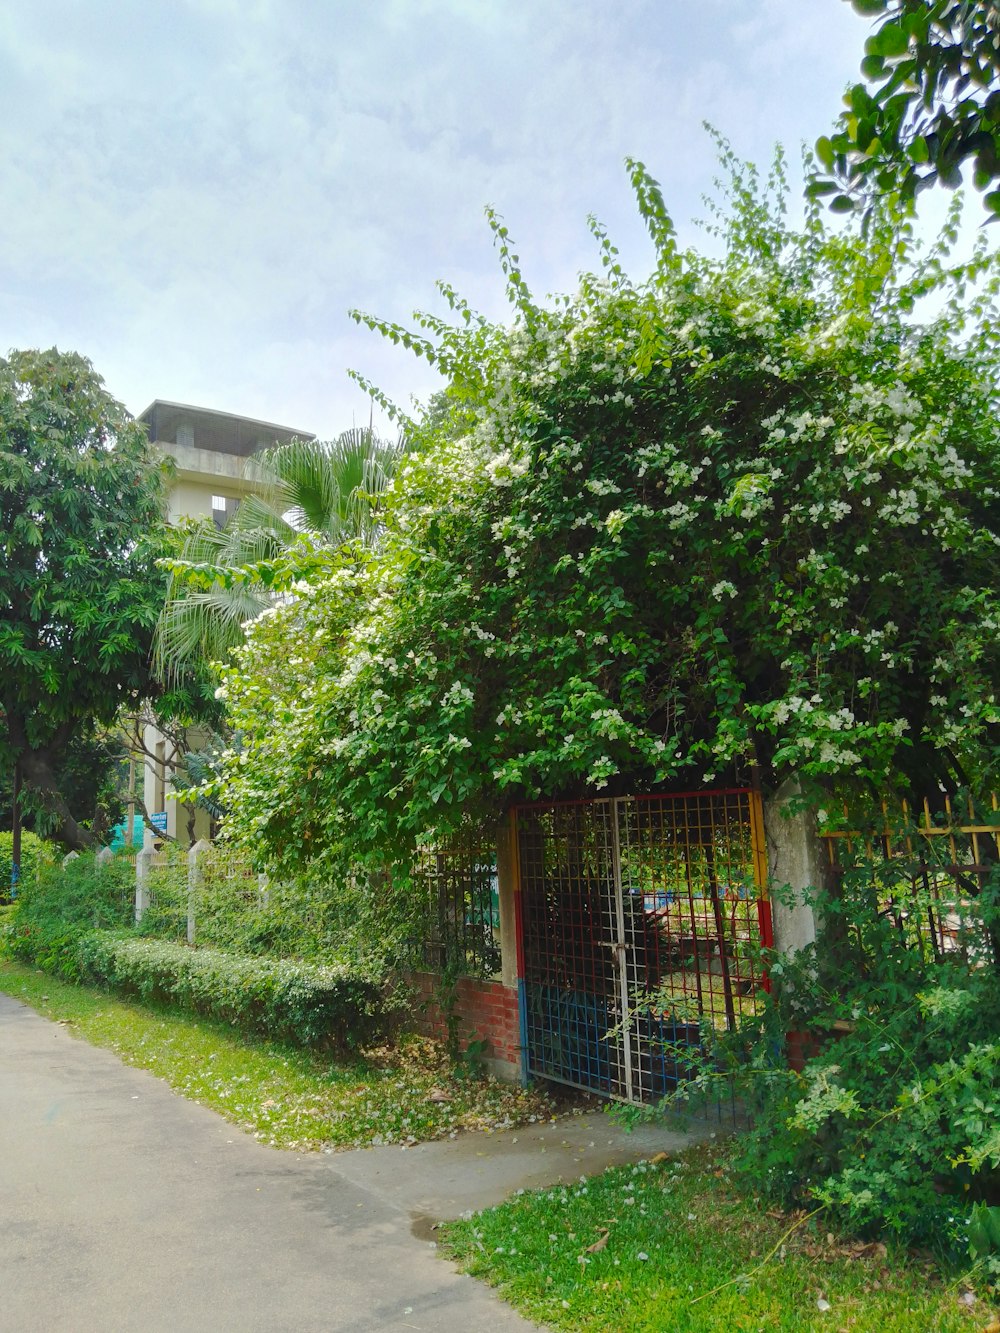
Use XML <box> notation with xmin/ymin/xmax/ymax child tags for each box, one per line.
<box><xmin>0</xmin><ymin>0</ymin><xmax>870</xmax><ymax>437</ymax></box>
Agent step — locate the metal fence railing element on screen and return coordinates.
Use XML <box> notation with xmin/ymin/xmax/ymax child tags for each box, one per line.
<box><xmin>131</xmin><ymin>835</ymin><xmax>503</xmax><ymax>975</ymax></box>
<box><xmin>818</xmin><ymin>793</ymin><xmax>999</xmax><ymax>970</ymax></box>
<box><xmin>411</xmin><ymin>830</ymin><xmax>501</xmax><ymax>979</ymax></box>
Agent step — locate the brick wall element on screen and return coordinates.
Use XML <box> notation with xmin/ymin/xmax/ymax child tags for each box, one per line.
<box><xmin>408</xmin><ymin>970</ymin><xmax>522</xmax><ymax>1082</ymax></box>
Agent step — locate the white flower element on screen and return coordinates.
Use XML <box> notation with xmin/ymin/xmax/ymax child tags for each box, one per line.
<box><xmin>711</xmin><ymin>580</ymin><xmax>738</xmax><ymax>601</ymax></box>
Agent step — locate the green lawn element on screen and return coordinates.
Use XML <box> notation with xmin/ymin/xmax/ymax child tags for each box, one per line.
<box><xmin>0</xmin><ymin>959</ymin><xmax>553</xmax><ymax>1150</ymax></box>
<box><xmin>443</xmin><ymin>1144</ymin><xmax>994</xmax><ymax>1332</ymax></box>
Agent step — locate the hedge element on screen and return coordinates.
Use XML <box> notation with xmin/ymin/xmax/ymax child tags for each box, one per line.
<box><xmin>75</xmin><ymin>932</ymin><xmax>393</xmax><ymax>1050</ymax></box>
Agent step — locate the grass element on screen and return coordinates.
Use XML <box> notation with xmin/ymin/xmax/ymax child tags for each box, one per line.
<box><xmin>0</xmin><ymin>959</ymin><xmax>553</xmax><ymax>1151</ymax></box>
<box><xmin>442</xmin><ymin>1142</ymin><xmax>995</xmax><ymax>1332</ymax></box>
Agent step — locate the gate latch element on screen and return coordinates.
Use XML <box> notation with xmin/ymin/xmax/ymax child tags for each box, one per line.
<box><xmin>603</xmin><ymin>939</ymin><xmax>628</xmax><ymax>970</ymax></box>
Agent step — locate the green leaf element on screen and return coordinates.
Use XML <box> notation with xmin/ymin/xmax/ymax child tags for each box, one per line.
<box><xmin>870</xmin><ymin>21</ymin><xmax>910</xmax><ymax>58</ymax></box>
<box><xmin>850</xmin><ymin>84</ymin><xmax>876</xmax><ymax>118</ymax></box>
<box><xmin>815</xmin><ymin>136</ymin><xmax>835</xmax><ymax>170</ymax></box>
<box><xmin>829</xmin><ymin>195</ymin><xmax>857</xmax><ymax>213</ymax></box>
<box><xmin>908</xmin><ymin>135</ymin><xmax>929</xmax><ymax>164</ymax></box>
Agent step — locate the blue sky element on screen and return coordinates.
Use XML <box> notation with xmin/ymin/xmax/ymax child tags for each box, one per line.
<box><xmin>1</xmin><ymin>2</ymin><xmax>881</xmax><ymax>439</ymax></box>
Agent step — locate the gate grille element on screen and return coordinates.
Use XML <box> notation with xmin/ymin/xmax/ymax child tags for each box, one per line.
<box><xmin>514</xmin><ymin>789</ymin><xmax>770</xmax><ymax>1104</ymax></box>
<box><xmin>411</xmin><ymin>832</ymin><xmax>502</xmax><ymax>978</ymax></box>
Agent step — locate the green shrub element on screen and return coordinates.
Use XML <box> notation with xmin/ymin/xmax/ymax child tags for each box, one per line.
<box><xmin>733</xmin><ymin>965</ymin><xmax>1000</xmax><ymax>1250</ymax></box>
<box><xmin>0</xmin><ymin>830</ymin><xmax>52</xmax><ymax>903</ymax></box>
<box><xmin>701</xmin><ymin>853</ymin><xmax>1000</xmax><ymax>1264</ymax></box>
<box><xmin>186</xmin><ymin>856</ymin><xmax>341</xmax><ymax>959</ymax></box>
<box><xmin>634</xmin><ymin>848</ymin><xmax>1000</xmax><ymax>1269</ymax></box>
<box><xmin>135</xmin><ymin>847</ymin><xmax>189</xmax><ymax>941</ymax></box>
<box><xmin>76</xmin><ymin>932</ymin><xmax>395</xmax><ymax>1050</ymax></box>
<box><xmin>0</xmin><ymin>903</ymin><xmax>17</xmax><ymax>950</ymax></box>
<box><xmin>184</xmin><ymin>851</ymin><xmax>412</xmax><ymax>968</ymax></box>
<box><xmin>3</xmin><ymin>851</ymin><xmax>135</xmax><ymax>979</ymax></box>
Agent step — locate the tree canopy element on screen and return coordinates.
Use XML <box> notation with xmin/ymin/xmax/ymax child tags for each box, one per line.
<box><xmin>207</xmin><ymin>148</ymin><xmax>1000</xmax><ymax>879</ymax></box>
<box><xmin>0</xmin><ymin>349</ymin><xmax>169</xmax><ymax>847</ymax></box>
<box><xmin>817</xmin><ymin>1</ymin><xmax>1000</xmax><ymax>217</ymax></box>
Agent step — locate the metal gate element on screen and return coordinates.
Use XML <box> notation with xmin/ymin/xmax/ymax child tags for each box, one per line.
<box><xmin>513</xmin><ymin>789</ymin><xmax>770</xmax><ymax>1104</ymax></box>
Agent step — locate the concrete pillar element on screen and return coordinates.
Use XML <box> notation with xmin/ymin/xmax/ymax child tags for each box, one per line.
<box><xmin>136</xmin><ymin>847</ymin><xmax>155</xmax><ymax>922</ymax></box>
<box><xmin>495</xmin><ymin>812</ymin><xmax>526</xmax><ymax>1084</ymax></box>
<box><xmin>95</xmin><ymin>847</ymin><xmax>113</xmax><ymax>871</ymax></box>
<box><xmin>187</xmin><ymin>839</ymin><xmax>211</xmax><ymax>946</ymax></box>
<box><xmin>62</xmin><ymin>851</ymin><xmax>80</xmax><ymax>868</ymax></box>
<box><xmin>495</xmin><ymin>815</ymin><xmax>520</xmax><ymax>990</ymax></box>
<box><xmin>763</xmin><ymin>777</ymin><xmax>824</xmax><ymax>955</ymax></box>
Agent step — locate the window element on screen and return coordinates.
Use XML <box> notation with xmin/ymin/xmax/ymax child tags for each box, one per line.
<box><xmin>211</xmin><ymin>494</ymin><xmax>235</xmax><ymax>530</ymax></box>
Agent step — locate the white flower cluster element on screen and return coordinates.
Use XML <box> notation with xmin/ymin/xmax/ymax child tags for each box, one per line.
<box><xmin>585</xmin><ymin>477</ymin><xmax>622</xmax><ymax>497</ymax></box>
<box><xmin>590</xmin><ymin>707</ymin><xmax>626</xmax><ymax>738</ymax></box>
<box><xmin>484</xmin><ymin>449</ymin><xmax>530</xmax><ymax>489</ymax></box>
<box><xmin>443</xmin><ymin>681</ymin><xmax>474</xmax><ymax>708</ymax></box>
<box><xmin>849</xmin><ymin>378</ymin><xmax>921</xmax><ymax>421</ymax></box>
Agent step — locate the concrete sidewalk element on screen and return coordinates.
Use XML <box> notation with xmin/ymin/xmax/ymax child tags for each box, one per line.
<box><xmin>0</xmin><ymin>992</ymin><xmax>712</xmax><ymax>1333</ymax></box>
<box><xmin>330</xmin><ymin>1105</ymin><xmax>715</xmax><ymax>1233</ymax></box>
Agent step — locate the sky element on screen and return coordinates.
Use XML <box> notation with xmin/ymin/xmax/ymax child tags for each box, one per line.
<box><xmin>1</xmin><ymin>1</ymin><xmax>883</xmax><ymax>441</ymax></box>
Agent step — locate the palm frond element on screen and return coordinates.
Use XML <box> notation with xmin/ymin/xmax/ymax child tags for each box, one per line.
<box><xmin>154</xmin><ymin>427</ymin><xmax>405</xmax><ymax>682</ymax></box>
<box><xmin>154</xmin><ymin>582</ymin><xmax>272</xmax><ymax>682</ymax></box>
<box><xmin>246</xmin><ymin>428</ymin><xmax>404</xmax><ymax>544</ymax></box>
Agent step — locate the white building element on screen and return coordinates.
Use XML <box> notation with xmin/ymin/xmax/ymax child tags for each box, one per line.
<box><xmin>137</xmin><ymin>400</ymin><xmax>314</xmax><ymax>847</ymax></box>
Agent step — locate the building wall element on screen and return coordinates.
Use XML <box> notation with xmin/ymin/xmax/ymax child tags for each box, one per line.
<box><xmin>141</xmin><ymin>722</ymin><xmax>211</xmax><ymax>846</ymax></box>
<box><xmin>167</xmin><ymin>478</ymin><xmax>227</xmax><ymax>525</ymax></box>
<box><xmin>163</xmin><ymin>442</ymin><xmax>259</xmax><ymax>523</ymax></box>
<box><xmin>407</xmin><ymin>970</ymin><xmax>523</xmax><ymax>1083</ymax></box>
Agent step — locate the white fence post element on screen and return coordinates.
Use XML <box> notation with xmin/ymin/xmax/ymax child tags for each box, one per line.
<box><xmin>188</xmin><ymin>839</ymin><xmax>211</xmax><ymax>946</ymax></box>
<box><xmin>95</xmin><ymin>846</ymin><xmax>113</xmax><ymax>871</ymax></box>
<box><xmin>136</xmin><ymin>847</ymin><xmax>154</xmax><ymax>922</ymax></box>
<box><xmin>62</xmin><ymin>850</ymin><xmax>80</xmax><ymax>869</ymax></box>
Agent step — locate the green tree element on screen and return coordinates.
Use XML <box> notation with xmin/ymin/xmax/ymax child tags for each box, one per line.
<box><xmin>154</xmin><ymin>428</ymin><xmax>403</xmax><ymax>683</ymax></box>
<box><xmin>0</xmin><ymin>729</ymin><xmax>127</xmax><ymax>842</ymax></box>
<box><xmin>816</xmin><ymin>1</ymin><xmax>1000</xmax><ymax>217</ymax></box>
<box><xmin>0</xmin><ymin>349</ymin><xmax>169</xmax><ymax>849</ymax></box>
<box><xmin>207</xmin><ymin>149</ymin><xmax>1000</xmax><ymax>881</ymax></box>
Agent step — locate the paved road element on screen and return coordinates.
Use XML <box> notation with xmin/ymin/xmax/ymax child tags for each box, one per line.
<box><xmin>0</xmin><ymin>994</ymin><xmax>537</xmax><ymax>1333</ymax></box>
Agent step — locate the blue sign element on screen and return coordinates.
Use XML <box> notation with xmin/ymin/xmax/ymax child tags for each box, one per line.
<box><xmin>150</xmin><ymin>811</ymin><xmax>168</xmax><ymax>833</ymax></box>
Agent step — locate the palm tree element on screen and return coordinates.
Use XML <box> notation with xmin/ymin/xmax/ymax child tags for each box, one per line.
<box><xmin>154</xmin><ymin>428</ymin><xmax>402</xmax><ymax>684</ymax></box>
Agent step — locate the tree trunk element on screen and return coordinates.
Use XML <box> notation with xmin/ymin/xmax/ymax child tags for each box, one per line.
<box><xmin>10</xmin><ymin>762</ymin><xmax>21</xmax><ymax>894</ymax></box>
<box><xmin>16</xmin><ymin>748</ymin><xmax>99</xmax><ymax>851</ymax></box>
